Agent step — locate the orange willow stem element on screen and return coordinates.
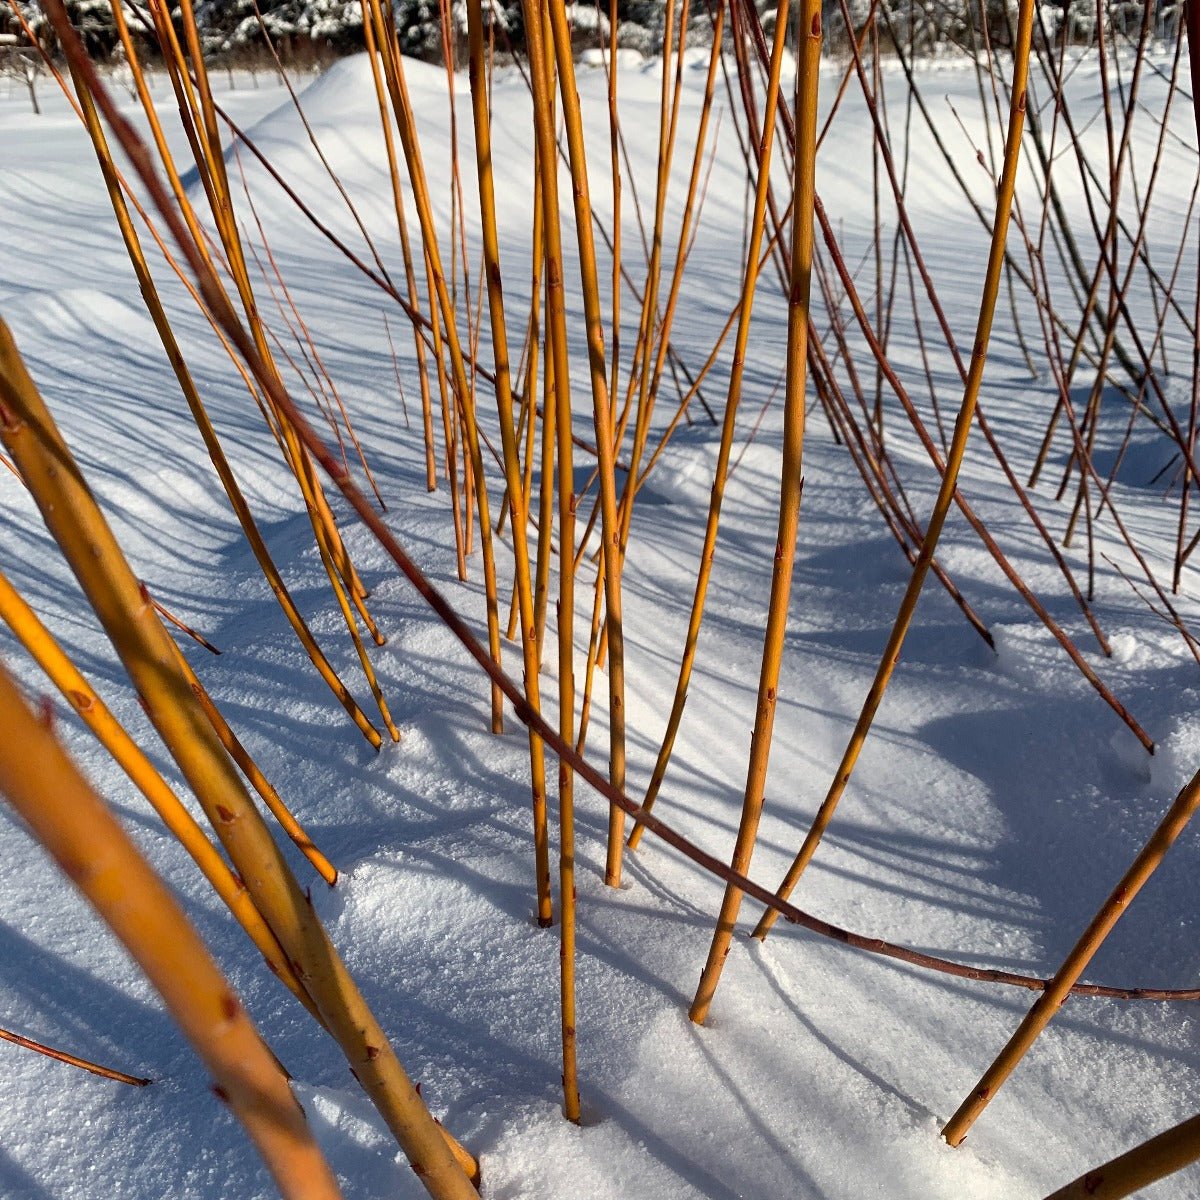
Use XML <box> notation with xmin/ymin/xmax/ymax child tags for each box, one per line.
<box><xmin>81</xmin><ymin>27</ymin><xmax>1200</xmax><ymax>1013</ymax></box>
<box><xmin>604</xmin><ymin>0</ymin><xmax>621</xmax><ymax>442</ymax></box>
<box><xmin>943</xmin><ymin>761</ymin><xmax>1200</xmax><ymax>1147</ymax></box>
<box><xmin>689</xmin><ymin>0</ymin><xmax>822</xmax><ymax>1026</ymax></box>
<box><xmin>240</xmin><ymin>180</ymin><xmax>386</xmax><ymax>516</ymax></box>
<box><xmin>62</xmin><ymin>44</ymin><xmax>382</xmax><ymax>749</ymax></box>
<box><xmin>133</xmin><ymin>0</ymin><xmax>375</xmax><ymax>616</ymax></box>
<box><xmin>0</xmin><ymin>566</ymin><xmax>316</xmax><ymax>1015</ymax></box>
<box><xmin>533</xmin><ymin>330</ymin><xmax>555</xmax><ymax>665</ymax></box>
<box><xmin>615</xmin><ymin>0</ymin><xmax>682</xmax><ymax>484</ymax></box>
<box><xmin>0</xmin><ymin>1024</ymin><xmax>150</xmax><ymax>1088</ymax></box>
<box><xmin>307</xmin><ymin>500</ymin><xmax>402</xmax><ymax>743</ymax></box>
<box><xmin>157</xmin><ymin>0</ymin><xmax>378</xmax><ymax>681</ymax></box>
<box><xmin>544</xmin><ymin>0</ymin><xmax>627</xmax><ymax>889</ymax></box>
<box><xmin>521</xmin><ymin>0</ymin><xmax>579</xmax><ymax>1120</ymax></box>
<box><xmin>172</xmin><ymin>649</ymin><xmax>339</xmax><ymax>885</ymax></box>
<box><xmin>361</xmin><ymin>5</ymin><xmax>437</xmax><ymax>492</ymax></box>
<box><xmin>631</xmin><ymin>0</ymin><xmax>719</xmax><ymax>439</ymax></box>
<box><xmin>629</xmin><ymin>1</ymin><xmax>791</xmax><ymax>853</ymax></box>
<box><xmin>464</xmin><ymin>0</ymin><xmax>552</xmax><ymax>926</ymax></box>
<box><xmin>366</xmin><ymin>0</ymin><xmax>504</xmax><ymax>731</ymax></box>
<box><xmin>751</xmin><ymin>0</ymin><xmax>1037</xmax><ymax>943</ymax></box>
<box><xmin>0</xmin><ymin>662</ymin><xmax>343</xmax><ymax>1200</ymax></box>
<box><xmin>1044</xmin><ymin>1111</ymin><xmax>1200</xmax><ymax>1199</ymax></box>
<box><xmin>0</xmin><ymin>308</ymin><xmax>477</xmax><ymax>1200</ymax></box>
<box><xmin>518</xmin><ymin>161</ymin><xmax>545</xmax><ymax>539</ymax></box>
<box><xmin>106</xmin><ymin>0</ymin><xmax>219</xmax><ymax>274</ymax></box>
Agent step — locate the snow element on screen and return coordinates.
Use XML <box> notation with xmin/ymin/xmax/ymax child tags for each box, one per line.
<box><xmin>2</xmin><ymin>42</ymin><xmax>1200</xmax><ymax>1200</ymax></box>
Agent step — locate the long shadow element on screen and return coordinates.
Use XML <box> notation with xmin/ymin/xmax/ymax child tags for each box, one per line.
<box><xmin>921</xmin><ymin>699</ymin><xmax>1200</xmax><ymax>990</ymax></box>
<box><xmin>0</xmin><ymin>1144</ymin><xmax>55</xmax><ymax>1200</ymax></box>
<box><xmin>0</xmin><ymin>916</ymin><xmax>167</xmax><ymax>1076</ymax></box>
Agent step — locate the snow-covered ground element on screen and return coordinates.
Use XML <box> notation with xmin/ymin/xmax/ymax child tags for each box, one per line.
<box><xmin>2</xmin><ymin>44</ymin><xmax>1200</xmax><ymax>1199</ymax></box>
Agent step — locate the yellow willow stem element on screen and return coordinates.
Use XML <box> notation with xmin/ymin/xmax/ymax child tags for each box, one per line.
<box><xmin>0</xmin><ymin>566</ymin><xmax>315</xmax><ymax>1017</ymax></box>
<box><xmin>107</xmin><ymin>0</ymin><xmax>218</xmax><ymax>275</ymax></box>
<box><xmin>689</xmin><ymin>0</ymin><xmax>821</xmax><ymax>1026</ymax></box>
<box><xmin>63</xmin><ymin>52</ymin><xmax>382</xmax><ymax>749</ymax></box>
<box><xmin>0</xmin><ymin>313</ymin><xmax>477</xmax><ymax>1200</ymax></box>
<box><xmin>533</xmin><ymin>340</ymin><xmax>556</xmax><ymax>665</ymax></box>
<box><xmin>142</xmin><ymin>0</ymin><xmax>379</xmax><ymax>660</ymax></box>
<box><xmin>366</xmin><ymin>0</ymin><xmax>504</xmax><ymax>730</ymax></box>
<box><xmin>629</xmin><ymin>0</ymin><xmax>792</xmax><ymax>853</ymax></box>
<box><xmin>604</xmin><ymin>0</ymin><xmax>621</xmax><ymax>433</ymax></box>
<box><xmin>164</xmin><ymin>0</ymin><xmax>376</xmax><ymax>660</ymax></box>
<box><xmin>0</xmin><ymin>662</ymin><xmax>343</xmax><ymax>1200</ymax></box>
<box><xmin>362</xmin><ymin>9</ymin><xmax>438</xmax><ymax>491</ymax></box>
<box><xmin>522</xmin><ymin>0</ymin><xmax>578</xmax><ymax>1121</ymax></box>
<box><xmin>464</xmin><ymin>0</ymin><xmax>552</xmax><ymax>926</ymax></box>
<box><xmin>171</xmin><ymin>648</ymin><xmax>340</xmax><ymax>884</ymax></box>
<box><xmin>943</xmin><ymin>762</ymin><xmax>1200</xmax><ymax>1146</ymax></box>
<box><xmin>1044</xmin><ymin>1111</ymin><xmax>1200</xmax><ymax>1200</ymax></box>
<box><xmin>544</xmin><ymin>0</ymin><xmax>627</xmax><ymax>888</ymax></box>
<box><xmin>631</xmin><ymin>0</ymin><xmax>714</xmax><ymax>423</ymax></box>
<box><xmin>302</xmin><ymin>498</ymin><xmax>401</xmax><ymax>742</ymax></box>
<box><xmin>752</xmin><ymin>0</ymin><xmax>1036</xmax><ymax>943</ymax></box>
<box><xmin>613</xmin><ymin>0</ymin><xmax>687</xmax><ymax>554</ymax></box>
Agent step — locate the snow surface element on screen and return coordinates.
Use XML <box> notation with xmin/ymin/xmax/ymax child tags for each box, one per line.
<box><xmin>2</xmin><ymin>47</ymin><xmax>1200</xmax><ymax>1199</ymax></box>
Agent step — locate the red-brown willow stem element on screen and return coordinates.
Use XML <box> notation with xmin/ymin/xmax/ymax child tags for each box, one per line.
<box><xmin>66</xmin><ymin>18</ymin><xmax>1200</xmax><ymax>1011</ymax></box>
<box><xmin>0</xmin><ymin>1024</ymin><xmax>150</xmax><ymax>1088</ymax></box>
<box><xmin>238</xmin><ymin>178</ymin><xmax>386</xmax><ymax>515</ymax></box>
<box><xmin>247</xmin><ymin>0</ymin><xmax>396</xmax><ymax>303</ymax></box>
<box><xmin>832</xmin><ymin>0</ymin><xmax>1108</xmax><ymax>653</ymax></box>
<box><xmin>0</xmin><ymin>662</ymin><xmax>343</xmax><ymax>1200</ymax></box>
<box><xmin>729</xmin><ymin>0</ymin><xmax>1153</xmax><ymax>759</ymax></box>
<box><xmin>689</xmin><ymin>0</ymin><xmax>822</xmax><ymax>1025</ymax></box>
<box><xmin>1178</xmin><ymin>0</ymin><xmax>1200</xmax><ymax>594</ymax></box>
<box><xmin>148</xmin><ymin>592</ymin><xmax>221</xmax><ymax>655</ymax></box>
<box><xmin>753</xmin><ymin>0</ymin><xmax>1038</xmax><ymax>942</ymax></box>
<box><xmin>805</xmin><ymin>325</ymin><xmax>993</xmax><ymax>647</ymax></box>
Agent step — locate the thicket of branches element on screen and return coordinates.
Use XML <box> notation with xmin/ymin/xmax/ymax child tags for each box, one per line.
<box><xmin>1</xmin><ymin>0</ymin><xmax>1185</xmax><ymax>63</ymax></box>
<box><xmin>4</xmin><ymin>0</ymin><xmax>1200</xmax><ymax>1194</ymax></box>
